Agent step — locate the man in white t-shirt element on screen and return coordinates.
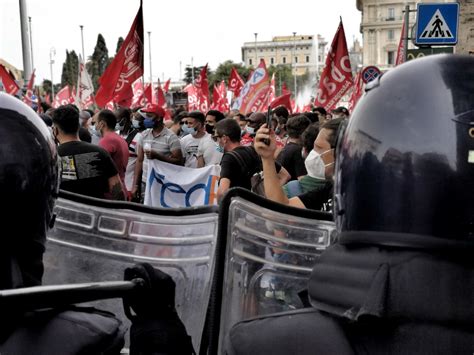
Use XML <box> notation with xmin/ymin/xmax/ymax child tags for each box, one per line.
<box><xmin>179</xmin><ymin>111</ymin><xmax>210</xmax><ymax>168</ymax></box>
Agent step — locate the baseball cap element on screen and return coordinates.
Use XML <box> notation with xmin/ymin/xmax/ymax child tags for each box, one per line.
<box><xmin>79</xmin><ymin>110</ymin><xmax>91</xmax><ymax>120</ymax></box>
<box><xmin>332</xmin><ymin>106</ymin><xmax>349</xmax><ymax>116</ymax></box>
<box><xmin>141</xmin><ymin>104</ymin><xmax>165</xmax><ymax>118</ymax></box>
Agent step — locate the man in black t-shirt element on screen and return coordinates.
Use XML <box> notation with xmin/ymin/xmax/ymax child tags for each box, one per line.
<box><xmin>276</xmin><ymin>115</ymin><xmax>311</xmax><ymax>181</ymax></box>
<box><xmin>52</xmin><ymin>105</ymin><xmax>126</xmax><ymax>200</ymax></box>
<box><xmin>215</xmin><ymin>118</ymin><xmax>289</xmax><ymax>201</ymax></box>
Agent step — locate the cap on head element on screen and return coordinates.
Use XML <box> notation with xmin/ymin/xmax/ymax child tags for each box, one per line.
<box><xmin>141</xmin><ymin>104</ymin><xmax>166</xmax><ymax>118</ymax></box>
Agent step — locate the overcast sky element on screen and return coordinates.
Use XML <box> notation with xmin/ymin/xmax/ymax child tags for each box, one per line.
<box><xmin>1</xmin><ymin>0</ymin><xmax>363</xmax><ymax>85</ymax></box>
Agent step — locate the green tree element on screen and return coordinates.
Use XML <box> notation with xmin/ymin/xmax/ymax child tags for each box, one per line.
<box><xmin>115</xmin><ymin>37</ymin><xmax>124</xmax><ymax>54</ymax></box>
<box><xmin>208</xmin><ymin>60</ymin><xmax>251</xmax><ymax>89</ymax></box>
<box><xmin>42</xmin><ymin>79</ymin><xmax>52</xmax><ymax>97</ymax></box>
<box><xmin>268</xmin><ymin>65</ymin><xmax>294</xmax><ymax>96</ymax></box>
<box><xmin>60</xmin><ymin>50</ymin><xmax>79</xmax><ymax>88</ymax></box>
<box><xmin>87</xmin><ymin>34</ymin><xmax>109</xmax><ymax>89</ymax></box>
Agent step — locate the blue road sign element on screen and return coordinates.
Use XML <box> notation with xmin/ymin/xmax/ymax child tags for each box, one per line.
<box><xmin>415</xmin><ymin>3</ymin><xmax>459</xmax><ymax>45</ymax></box>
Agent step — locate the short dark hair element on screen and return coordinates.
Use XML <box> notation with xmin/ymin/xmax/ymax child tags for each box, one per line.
<box><xmin>321</xmin><ymin>117</ymin><xmax>345</xmax><ymax>148</ymax></box>
<box><xmin>174</xmin><ymin>110</ymin><xmax>189</xmax><ymax>124</ymax></box>
<box><xmin>286</xmin><ymin>115</ymin><xmax>311</xmax><ymax>138</ymax></box>
<box><xmin>206</xmin><ymin>110</ymin><xmax>225</xmax><ymax>122</ymax></box>
<box><xmin>187</xmin><ymin>111</ymin><xmax>205</xmax><ymax>124</ymax></box>
<box><xmin>234</xmin><ymin>113</ymin><xmax>246</xmax><ymax>121</ymax></box>
<box><xmin>98</xmin><ymin>109</ymin><xmax>118</xmax><ymax>130</ymax></box>
<box><xmin>313</xmin><ymin>106</ymin><xmax>327</xmax><ymax>116</ymax></box>
<box><xmin>51</xmin><ymin>104</ymin><xmax>80</xmax><ymax>135</ymax></box>
<box><xmin>302</xmin><ymin>123</ymin><xmax>320</xmax><ymax>154</ymax></box>
<box><xmin>272</xmin><ymin>106</ymin><xmax>289</xmax><ymax>120</ymax></box>
<box><xmin>303</xmin><ymin>112</ymin><xmax>319</xmax><ymax>124</ymax></box>
<box><xmin>215</xmin><ymin>117</ymin><xmax>241</xmax><ymax>143</ymax></box>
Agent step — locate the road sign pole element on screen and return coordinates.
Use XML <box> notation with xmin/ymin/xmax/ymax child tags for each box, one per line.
<box><xmin>404</xmin><ymin>5</ymin><xmax>410</xmax><ymax>63</ymax></box>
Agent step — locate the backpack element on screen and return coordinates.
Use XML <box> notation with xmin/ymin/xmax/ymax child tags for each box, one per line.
<box><xmin>227</xmin><ymin>148</ymin><xmax>266</xmax><ymax>197</ymax></box>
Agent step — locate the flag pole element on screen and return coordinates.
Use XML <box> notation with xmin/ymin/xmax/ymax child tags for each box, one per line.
<box><xmin>403</xmin><ymin>5</ymin><xmax>410</xmax><ymax>63</ymax></box>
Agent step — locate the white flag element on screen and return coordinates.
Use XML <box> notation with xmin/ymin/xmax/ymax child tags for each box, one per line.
<box><xmin>75</xmin><ymin>55</ymin><xmax>95</xmax><ymax>109</ymax></box>
<box><xmin>144</xmin><ymin>160</ymin><xmax>220</xmax><ymax>208</ymax></box>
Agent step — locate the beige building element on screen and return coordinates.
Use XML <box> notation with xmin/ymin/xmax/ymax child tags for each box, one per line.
<box><xmin>356</xmin><ymin>0</ymin><xmax>463</xmax><ymax>71</ymax></box>
<box><xmin>241</xmin><ymin>35</ymin><xmax>327</xmax><ymax>76</ymax></box>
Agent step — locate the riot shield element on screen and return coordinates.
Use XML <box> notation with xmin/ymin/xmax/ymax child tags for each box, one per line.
<box><xmin>207</xmin><ymin>188</ymin><xmax>336</xmax><ymax>354</ymax></box>
<box><xmin>43</xmin><ymin>190</ymin><xmax>219</xmax><ymax>351</ymax></box>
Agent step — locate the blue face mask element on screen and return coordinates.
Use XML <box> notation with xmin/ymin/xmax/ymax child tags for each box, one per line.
<box><xmin>132</xmin><ymin>119</ymin><xmax>141</xmax><ymax>129</ymax></box>
<box><xmin>143</xmin><ymin>118</ymin><xmax>155</xmax><ymax>129</ymax></box>
<box><xmin>215</xmin><ymin>142</ymin><xmax>224</xmax><ymax>153</ymax></box>
<box><xmin>182</xmin><ymin>125</ymin><xmax>197</xmax><ymax>136</ymax></box>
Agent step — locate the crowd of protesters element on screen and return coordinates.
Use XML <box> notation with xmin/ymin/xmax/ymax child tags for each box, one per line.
<box><xmin>35</xmin><ymin>100</ymin><xmax>349</xmax><ymax>212</ymax></box>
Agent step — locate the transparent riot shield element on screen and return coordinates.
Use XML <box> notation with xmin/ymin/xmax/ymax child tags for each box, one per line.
<box><xmin>43</xmin><ymin>190</ymin><xmax>219</xmax><ymax>351</ymax></box>
<box><xmin>208</xmin><ymin>188</ymin><xmax>336</xmax><ymax>354</ymax></box>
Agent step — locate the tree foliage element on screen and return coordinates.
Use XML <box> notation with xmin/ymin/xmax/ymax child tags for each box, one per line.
<box><xmin>209</xmin><ymin>60</ymin><xmax>251</xmax><ymax>89</ymax></box>
<box><xmin>87</xmin><ymin>34</ymin><xmax>109</xmax><ymax>89</ymax></box>
<box><xmin>183</xmin><ymin>65</ymin><xmax>205</xmax><ymax>85</ymax></box>
<box><xmin>60</xmin><ymin>50</ymin><xmax>79</xmax><ymax>88</ymax></box>
<box><xmin>116</xmin><ymin>37</ymin><xmax>124</xmax><ymax>54</ymax></box>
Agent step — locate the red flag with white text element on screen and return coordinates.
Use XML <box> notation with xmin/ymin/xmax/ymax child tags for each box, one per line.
<box><xmin>194</xmin><ymin>64</ymin><xmax>210</xmax><ymax>112</ymax></box>
<box><xmin>95</xmin><ymin>1</ymin><xmax>143</xmax><ymax>107</ymax></box>
<box><xmin>53</xmin><ymin>86</ymin><xmax>75</xmax><ymax>108</ymax></box>
<box><xmin>0</xmin><ymin>64</ymin><xmax>19</xmax><ymax>95</ymax></box>
<box><xmin>395</xmin><ymin>18</ymin><xmax>406</xmax><ymax>66</ymax></box>
<box><xmin>22</xmin><ymin>69</ymin><xmax>35</xmax><ymax>106</ymax></box>
<box><xmin>184</xmin><ymin>85</ymin><xmax>199</xmax><ymax>111</ymax></box>
<box><xmin>314</xmin><ymin>20</ymin><xmax>353</xmax><ymax>111</ymax></box>
<box><xmin>228</xmin><ymin>67</ymin><xmax>244</xmax><ymax>97</ymax></box>
<box><xmin>232</xmin><ymin>59</ymin><xmax>271</xmax><ymax>114</ymax></box>
<box><xmin>211</xmin><ymin>81</ymin><xmax>229</xmax><ymax>112</ymax></box>
<box><xmin>131</xmin><ymin>80</ymin><xmax>149</xmax><ymax>108</ymax></box>
<box><xmin>268</xmin><ymin>73</ymin><xmax>276</xmax><ymax>104</ymax></box>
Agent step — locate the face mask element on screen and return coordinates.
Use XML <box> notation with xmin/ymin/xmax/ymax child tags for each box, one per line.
<box><xmin>90</xmin><ymin>124</ymin><xmax>102</xmax><ymax>137</ymax></box>
<box><xmin>143</xmin><ymin>118</ymin><xmax>155</xmax><ymax>129</ymax></box>
<box><xmin>205</xmin><ymin>124</ymin><xmax>215</xmax><ymax>134</ymax></box>
<box><xmin>215</xmin><ymin>142</ymin><xmax>224</xmax><ymax>153</ymax></box>
<box><xmin>115</xmin><ymin>123</ymin><xmax>124</xmax><ymax>131</ymax></box>
<box><xmin>246</xmin><ymin>126</ymin><xmax>255</xmax><ymax>135</ymax></box>
<box><xmin>241</xmin><ymin>129</ymin><xmax>246</xmax><ymax>137</ymax></box>
<box><xmin>305</xmin><ymin>149</ymin><xmax>333</xmax><ymax>179</ymax></box>
<box><xmin>182</xmin><ymin>125</ymin><xmax>197</xmax><ymax>136</ymax></box>
<box><xmin>132</xmin><ymin>119</ymin><xmax>141</xmax><ymax>129</ymax></box>
<box><xmin>275</xmin><ymin>128</ymin><xmax>281</xmax><ymax>135</ymax></box>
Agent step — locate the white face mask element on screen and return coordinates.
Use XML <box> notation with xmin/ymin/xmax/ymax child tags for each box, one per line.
<box><xmin>246</xmin><ymin>126</ymin><xmax>255</xmax><ymax>135</ymax></box>
<box><xmin>305</xmin><ymin>149</ymin><xmax>333</xmax><ymax>179</ymax></box>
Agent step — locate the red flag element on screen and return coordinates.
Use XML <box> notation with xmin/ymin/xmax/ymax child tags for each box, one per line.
<box><xmin>281</xmin><ymin>82</ymin><xmax>290</xmax><ymax>96</ymax></box>
<box><xmin>22</xmin><ymin>69</ymin><xmax>36</xmax><ymax>106</ymax></box>
<box><xmin>0</xmin><ymin>65</ymin><xmax>19</xmax><ymax>95</ymax></box>
<box><xmin>114</xmin><ymin>85</ymin><xmax>134</xmax><ymax>108</ymax></box>
<box><xmin>228</xmin><ymin>67</ymin><xmax>244</xmax><ymax>97</ymax></box>
<box><xmin>35</xmin><ymin>87</ymin><xmax>43</xmax><ymax>113</ymax></box>
<box><xmin>194</xmin><ymin>64</ymin><xmax>210</xmax><ymax>112</ymax></box>
<box><xmin>163</xmin><ymin>78</ymin><xmax>171</xmax><ymax>93</ymax></box>
<box><xmin>348</xmin><ymin>71</ymin><xmax>364</xmax><ymax>112</ymax></box>
<box><xmin>52</xmin><ymin>86</ymin><xmax>75</xmax><ymax>108</ymax></box>
<box><xmin>185</xmin><ymin>85</ymin><xmax>199</xmax><ymax>111</ymax></box>
<box><xmin>269</xmin><ymin>93</ymin><xmax>292</xmax><ymax>113</ymax></box>
<box><xmin>211</xmin><ymin>81</ymin><xmax>229</xmax><ymax>112</ymax></box>
<box><xmin>395</xmin><ymin>18</ymin><xmax>406</xmax><ymax>66</ymax></box>
<box><xmin>314</xmin><ymin>20</ymin><xmax>353</xmax><ymax>111</ymax></box>
<box><xmin>268</xmin><ymin>73</ymin><xmax>276</xmax><ymax>104</ymax></box>
<box><xmin>156</xmin><ymin>85</ymin><xmax>166</xmax><ymax>108</ymax></box>
<box><xmin>233</xmin><ymin>59</ymin><xmax>271</xmax><ymax>114</ymax></box>
<box><xmin>95</xmin><ymin>1</ymin><xmax>144</xmax><ymax>107</ymax></box>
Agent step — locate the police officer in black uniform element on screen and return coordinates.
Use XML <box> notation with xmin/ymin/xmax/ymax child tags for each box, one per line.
<box><xmin>225</xmin><ymin>54</ymin><xmax>474</xmax><ymax>354</ymax></box>
<box><xmin>0</xmin><ymin>93</ymin><xmax>125</xmax><ymax>354</ymax></box>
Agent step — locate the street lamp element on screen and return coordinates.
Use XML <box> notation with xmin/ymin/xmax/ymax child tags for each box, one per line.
<box><xmin>292</xmin><ymin>32</ymin><xmax>297</xmax><ymax>98</ymax></box>
<box><xmin>79</xmin><ymin>25</ymin><xmax>85</xmax><ymax>60</ymax></box>
<box><xmin>254</xmin><ymin>33</ymin><xmax>258</xmax><ymax>66</ymax></box>
<box><xmin>49</xmin><ymin>47</ymin><xmax>56</xmax><ymax>98</ymax></box>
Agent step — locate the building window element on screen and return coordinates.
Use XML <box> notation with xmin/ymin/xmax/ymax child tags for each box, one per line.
<box><xmin>282</xmin><ymin>57</ymin><xmax>287</xmax><ymax>64</ymax></box>
<box><xmin>309</xmin><ymin>36</ymin><xmax>313</xmax><ymax>39</ymax></box>
<box><xmin>249</xmin><ymin>59</ymin><xmax>253</xmax><ymax>66</ymax></box>
<box><xmin>294</xmin><ymin>57</ymin><xmax>298</xmax><ymax>63</ymax></box>
<box><xmin>318</xmin><ymin>55</ymin><xmax>322</xmax><ymax>62</ymax></box>
<box><xmin>388</xmin><ymin>29</ymin><xmax>394</xmax><ymax>40</ymax></box>
<box><xmin>282</xmin><ymin>48</ymin><xmax>286</xmax><ymax>51</ymax></box>
<box><xmin>259</xmin><ymin>49</ymin><xmax>263</xmax><ymax>52</ymax></box>
<box><xmin>306</xmin><ymin>55</ymin><xmax>310</xmax><ymax>63</ymax></box>
<box><xmin>388</xmin><ymin>8</ymin><xmax>395</xmax><ymax>20</ymax></box>
<box><xmin>306</xmin><ymin>46</ymin><xmax>309</xmax><ymax>50</ymax></box>
<box><xmin>271</xmin><ymin>57</ymin><xmax>274</xmax><ymax>64</ymax></box>
<box><xmin>387</xmin><ymin>51</ymin><xmax>395</xmax><ymax>65</ymax></box>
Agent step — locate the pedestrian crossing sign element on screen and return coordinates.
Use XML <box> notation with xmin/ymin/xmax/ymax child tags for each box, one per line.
<box><xmin>415</xmin><ymin>3</ymin><xmax>459</xmax><ymax>45</ymax></box>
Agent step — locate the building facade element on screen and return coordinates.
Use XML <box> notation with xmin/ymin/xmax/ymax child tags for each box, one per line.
<box><xmin>357</xmin><ymin>0</ymin><xmax>471</xmax><ymax>70</ymax></box>
<box><xmin>241</xmin><ymin>35</ymin><xmax>327</xmax><ymax>76</ymax></box>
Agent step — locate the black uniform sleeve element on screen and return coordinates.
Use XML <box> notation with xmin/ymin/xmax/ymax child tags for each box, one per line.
<box><xmin>97</xmin><ymin>148</ymin><xmax>119</xmax><ymax>178</ymax></box>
